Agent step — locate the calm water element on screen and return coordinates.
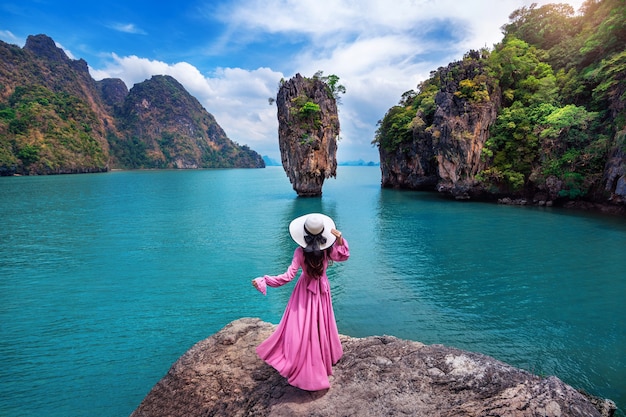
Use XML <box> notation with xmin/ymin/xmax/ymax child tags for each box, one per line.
<box><xmin>0</xmin><ymin>166</ymin><xmax>624</xmax><ymax>416</ymax></box>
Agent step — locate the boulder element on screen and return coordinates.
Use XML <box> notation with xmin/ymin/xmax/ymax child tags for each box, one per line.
<box><xmin>130</xmin><ymin>318</ymin><xmax>615</xmax><ymax>417</ymax></box>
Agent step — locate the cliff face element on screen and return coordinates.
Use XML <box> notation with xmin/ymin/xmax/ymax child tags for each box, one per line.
<box><xmin>130</xmin><ymin>318</ymin><xmax>616</xmax><ymax>417</ymax></box>
<box><xmin>0</xmin><ymin>34</ymin><xmax>264</xmax><ymax>174</ymax></box>
<box><xmin>605</xmin><ymin>148</ymin><xmax>626</xmax><ymax>205</ymax></box>
<box><xmin>114</xmin><ymin>75</ymin><xmax>264</xmax><ymax>169</ymax></box>
<box><xmin>276</xmin><ymin>73</ymin><xmax>339</xmax><ymax>196</ymax></box>
<box><xmin>380</xmin><ymin>54</ymin><xmax>500</xmax><ymax>200</ymax></box>
<box><xmin>603</xmin><ymin>64</ymin><xmax>626</xmax><ymax>205</ymax></box>
<box><xmin>96</xmin><ymin>78</ymin><xmax>128</xmax><ymax>112</ymax></box>
<box><xmin>0</xmin><ymin>35</ymin><xmax>111</xmax><ymax>174</ymax></box>
<box><xmin>376</xmin><ymin>1</ymin><xmax>626</xmax><ymax>213</ymax></box>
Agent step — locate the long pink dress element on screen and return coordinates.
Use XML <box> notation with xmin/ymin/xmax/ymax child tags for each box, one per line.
<box><xmin>253</xmin><ymin>239</ymin><xmax>350</xmax><ymax>391</ymax></box>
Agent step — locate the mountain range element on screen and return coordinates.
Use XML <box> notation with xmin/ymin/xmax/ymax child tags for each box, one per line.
<box><xmin>0</xmin><ymin>34</ymin><xmax>264</xmax><ymax>175</ymax></box>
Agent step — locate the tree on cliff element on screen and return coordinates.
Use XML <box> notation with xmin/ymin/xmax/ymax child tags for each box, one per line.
<box><xmin>313</xmin><ymin>71</ymin><xmax>346</xmax><ymax>104</ymax></box>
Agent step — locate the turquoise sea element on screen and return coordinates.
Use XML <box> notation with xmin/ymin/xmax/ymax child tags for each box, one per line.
<box><xmin>0</xmin><ymin>166</ymin><xmax>625</xmax><ymax>416</ymax></box>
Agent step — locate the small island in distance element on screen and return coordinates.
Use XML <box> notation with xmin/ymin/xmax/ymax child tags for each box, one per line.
<box><xmin>263</xmin><ymin>155</ymin><xmax>379</xmax><ymax>167</ymax></box>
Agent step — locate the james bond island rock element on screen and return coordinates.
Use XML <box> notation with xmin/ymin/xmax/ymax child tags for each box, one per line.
<box><xmin>130</xmin><ymin>318</ymin><xmax>616</xmax><ymax>417</ymax></box>
<box><xmin>276</xmin><ymin>73</ymin><xmax>340</xmax><ymax>196</ymax></box>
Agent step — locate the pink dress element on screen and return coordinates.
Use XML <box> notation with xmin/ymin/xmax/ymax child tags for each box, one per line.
<box><xmin>253</xmin><ymin>239</ymin><xmax>350</xmax><ymax>391</ymax></box>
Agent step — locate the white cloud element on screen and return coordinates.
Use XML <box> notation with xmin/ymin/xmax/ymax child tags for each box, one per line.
<box><xmin>54</xmin><ymin>41</ymin><xmax>76</xmax><ymax>60</ymax></box>
<box><xmin>0</xmin><ymin>30</ymin><xmax>22</xmax><ymax>46</ymax></box>
<box><xmin>108</xmin><ymin>23</ymin><xmax>147</xmax><ymax>35</ymax></box>
<box><xmin>90</xmin><ymin>55</ymin><xmax>283</xmax><ymax>157</ymax></box>
<box><xmin>89</xmin><ymin>0</ymin><xmax>586</xmax><ymax>163</ymax></box>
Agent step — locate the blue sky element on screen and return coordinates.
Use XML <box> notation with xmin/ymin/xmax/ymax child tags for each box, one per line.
<box><xmin>1</xmin><ymin>0</ymin><xmax>584</xmax><ymax>163</ymax></box>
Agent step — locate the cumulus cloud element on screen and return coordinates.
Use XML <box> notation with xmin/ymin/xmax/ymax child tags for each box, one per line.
<box><xmin>89</xmin><ymin>0</ymin><xmax>586</xmax><ymax>162</ymax></box>
<box><xmin>90</xmin><ymin>55</ymin><xmax>283</xmax><ymax>157</ymax></box>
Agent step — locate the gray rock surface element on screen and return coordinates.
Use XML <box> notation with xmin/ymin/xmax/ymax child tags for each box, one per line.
<box><xmin>130</xmin><ymin>318</ymin><xmax>615</xmax><ymax>417</ymax></box>
<box><xmin>276</xmin><ymin>73</ymin><xmax>339</xmax><ymax>197</ymax></box>
<box><xmin>380</xmin><ymin>51</ymin><xmax>499</xmax><ymax>201</ymax></box>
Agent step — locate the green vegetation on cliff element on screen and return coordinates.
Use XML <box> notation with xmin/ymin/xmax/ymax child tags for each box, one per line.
<box><xmin>111</xmin><ymin>74</ymin><xmax>264</xmax><ymax>169</ymax></box>
<box><xmin>0</xmin><ymin>85</ymin><xmax>108</xmax><ymax>174</ymax></box>
<box><xmin>0</xmin><ymin>35</ymin><xmax>264</xmax><ymax>175</ymax></box>
<box><xmin>374</xmin><ymin>0</ymin><xmax>625</xmax><ymax>203</ymax></box>
<box><xmin>0</xmin><ymin>37</ymin><xmax>109</xmax><ymax>174</ymax></box>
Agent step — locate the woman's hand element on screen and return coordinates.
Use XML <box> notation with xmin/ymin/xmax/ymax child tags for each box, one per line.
<box><xmin>331</xmin><ymin>228</ymin><xmax>343</xmax><ymax>246</ymax></box>
<box><xmin>252</xmin><ymin>279</ymin><xmax>258</xmax><ymax>289</ymax></box>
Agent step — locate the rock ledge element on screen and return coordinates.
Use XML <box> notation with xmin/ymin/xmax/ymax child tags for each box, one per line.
<box><xmin>130</xmin><ymin>318</ymin><xmax>615</xmax><ymax>417</ymax></box>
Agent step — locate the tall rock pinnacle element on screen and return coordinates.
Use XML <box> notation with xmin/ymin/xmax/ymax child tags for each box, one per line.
<box><xmin>276</xmin><ymin>73</ymin><xmax>340</xmax><ymax>196</ymax></box>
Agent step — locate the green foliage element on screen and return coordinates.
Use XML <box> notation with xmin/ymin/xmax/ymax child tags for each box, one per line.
<box><xmin>490</xmin><ymin>37</ymin><xmax>558</xmax><ymax>105</ymax></box>
<box><xmin>477</xmin><ymin>16</ymin><xmax>618</xmax><ymax>196</ymax></box>
<box><xmin>299</xmin><ymin>133</ymin><xmax>316</xmax><ymax>146</ymax></box>
<box><xmin>17</xmin><ymin>144</ymin><xmax>40</xmax><ymax>164</ymax></box>
<box><xmin>290</xmin><ymin>94</ymin><xmax>322</xmax><ymax>130</ymax></box>
<box><xmin>590</xmin><ymin>51</ymin><xmax>626</xmax><ymax>116</ymax></box>
<box><xmin>108</xmin><ymin>134</ymin><xmax>149</xmax><ymax>169</ymax></box>
<box><xmin>558</xmin><ymin>172</ymin><xmax>587</xmax><ymax>198</ymax></box>
<box><xmin>413</xmin><ymin>81</ymin><xmax>439</xmax><ymax>125</ymax></box>
<box><xmin>540</xmin><ymin>104</ymin><xmax>597</xmax><ymax>140</ymax></box>
<box><xmin>484</xmin><ymin>101</ymin><xmax>543</xmax><ymax>187</ymax></box>
<box><xmin>312</xmin><ymin>71</ymin><xmax>346</xmax><ymax>103</ymax></box>
<box><xmin>501</xmin><ymin>3</ymin><xmax>578</xmax><ymax>51</ymax></box>
<box><xmin>577</xmin><ymin>0</ymin><xmax>626</xmax><ymax>68</ymax></box>
<box><xmin>373</xmin><ymin>106</ymin><xmax>416</xmax><ymax>151</ymax></box>
<box><xmin>299</xmin><ymin>101</ymin><xmax>321</xmax><ymax>119</ymax></box>
<box><xmin>0</xmin><ymin>84</ymin><xmax>107</xmax><ymax>173</ymax></box>
<box><xmin>454</xmin><ymin>76</ymin><xmax>491</xmax><ymax>103</ymax></box>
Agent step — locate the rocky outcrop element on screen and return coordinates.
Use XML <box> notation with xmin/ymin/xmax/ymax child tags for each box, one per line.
<box><xmin>377</xmin><ymin>2</ymin><xmax>626</xmax><ymax>213</ymax></box>
<box><xmin>276</xmin><ymin>73</ymin><xmax>340</xmax><ymax>196</ymax></box>
<box><xmin>380</xmin><ymin>52</ymin><xmax>500</xmax><ymax>200</ymax></box>
<box><xmin>130</xmin><ymin>318</ymin><xmax>615</xmax><ymax>417</ymax></box>
<box><xmin>97</xmin><ymin>78</ymin><xmax>128</xmax><ymax>111</ymax></box>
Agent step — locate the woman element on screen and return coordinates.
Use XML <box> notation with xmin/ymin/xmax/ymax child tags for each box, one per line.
<box><xmin>252</xmin><ymin>213</ymin><xmax>350</xmax><ymax>391</ymax></box>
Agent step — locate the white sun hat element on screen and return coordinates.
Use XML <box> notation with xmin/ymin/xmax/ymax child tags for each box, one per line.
<box><xmin>289</xmin><ymin>213</ymin><xmax>336</xmax><ymax>250</ymax></box>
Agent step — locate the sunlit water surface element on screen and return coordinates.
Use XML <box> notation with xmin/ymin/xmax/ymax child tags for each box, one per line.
<box><xmin>1</xmin><ymin>167</ymin><xmax>624</xmax><ymax>416</ymax></box>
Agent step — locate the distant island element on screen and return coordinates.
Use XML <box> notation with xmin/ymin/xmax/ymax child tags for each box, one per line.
<box><xmin>263</xmin><ymin>155</ymin><xmax>379</xmax><ymax>167</ymax></box>
<box><xmin>339</xmin><ymin>159</ymin><xmax>379</xmax><ymax>167</ymax></box>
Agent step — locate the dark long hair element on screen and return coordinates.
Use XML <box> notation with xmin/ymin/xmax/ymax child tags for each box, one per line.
<box><xmin>303</xmin><ymin>247</ymin><xmax>333</xmax><ymax>278</ymax></box>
